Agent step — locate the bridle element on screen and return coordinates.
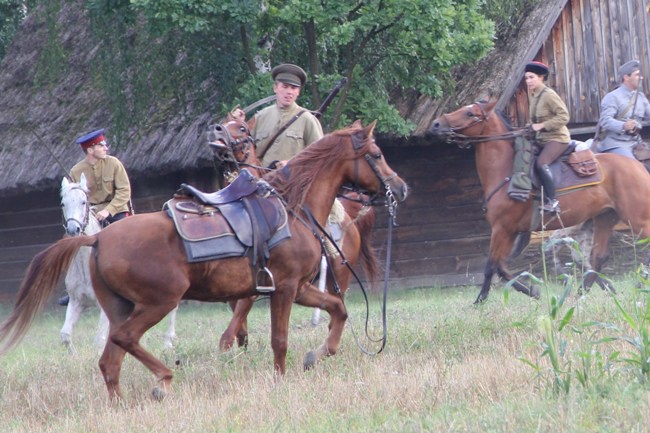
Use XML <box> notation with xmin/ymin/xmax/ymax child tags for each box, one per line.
<box><xmin>439</xmin><ymin>102</ymin><xmax>528</xmax><ymax>148</ymax></box>
<box><xmin>210</xmin><ymin>121</ymin><xmax>268</xmax><ymax>173</ymax></box>
<box><xmin>62</xmin><ymin>184</ymin><xmax>90</xmax><ymax>234</ymax></box>
<box><xmin>350</xmin><ymin>133</ymin><xmax>400</xmax><ymax>222</ymax></box>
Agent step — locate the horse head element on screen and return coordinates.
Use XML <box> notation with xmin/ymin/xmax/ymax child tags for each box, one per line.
<box><xmin>428</xmin><ymin>101</ymin><xmax>499</xmax><ymax>144</ymax></box>
<box><xmin>207</xmin><ymin>120</ymin><xmax>259</xmax><ymax>180</ymax></box>
<box><xmin>277</xmin><ymin>120</ymin><xmax>408</xmax><ymax>213</ymax></box>
<box><xmin>60</xmin><ymin>173</ymin><xmax>90</xmax><ymax>236</ymax></box>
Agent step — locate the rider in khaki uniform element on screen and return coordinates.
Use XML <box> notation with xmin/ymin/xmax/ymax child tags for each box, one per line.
<box><xmin>232</xmin><ymin>64</ymin><xmax>323</xmax><ymax>168</ymax></box>
<box><xmin>60</xmin><ymin>129</ymin><xmax>132</xmax><ymax>306</ymax></box>
<box><xmin>525</xmin><ymin>61</ymin><xmax>571</xmax><ymax>213</ymax></box>
<box><xmin>70</xmin><ymin>129</ymin><xmax>132</xmax><ymax>223</ymax></box>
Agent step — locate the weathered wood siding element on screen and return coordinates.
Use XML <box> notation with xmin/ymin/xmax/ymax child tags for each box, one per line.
<box><xmin>506</xmin><ymin>0</ymin><xmax>650</xmax><ymax>128</ymax></box>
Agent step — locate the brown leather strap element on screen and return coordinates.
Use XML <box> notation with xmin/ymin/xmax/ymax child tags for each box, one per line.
<box><xmin>258</xmin><ymin>110</ymin><xmax>307</xmax><ymax>161</ymax></box>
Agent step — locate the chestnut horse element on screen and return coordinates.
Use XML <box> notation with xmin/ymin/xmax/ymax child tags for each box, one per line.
<box><xmin>0</xmin><ymin>121</ymin><xmax>407</xmax><ymax>401</ymax></box>
<box><xmin>209</xmin><ymin>120</ymin><xmax>379</xmax><ymax>369</ymax></box>
<box><xmin>429</xmin><ymin>101</ymin><xmax>650</xmax><ymax>303</ymax></box>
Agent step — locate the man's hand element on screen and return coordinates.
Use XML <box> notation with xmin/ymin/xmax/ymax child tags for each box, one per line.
<box><xmin>96</xmin><ymin>209</ymin><xmax>111</xmax><ymax>221</ymax></box>
<box><xmin>229</xmin><ymin>106</ymin><xmax>246</xmax><ymax>122</ymax></box>
<box><xmin>623</xmin><ymin>119</ymin><xmax>640</xmax><ymax>134</ymax></box>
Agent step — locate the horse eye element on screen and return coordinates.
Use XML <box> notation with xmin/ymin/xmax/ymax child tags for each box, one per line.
<box><xmin>466</xmin><ymin>111</ymin><xmax>475</xmax><ymax>117</ymax></box>
<box><xmin>373</xmin><ymin>152</ymin><xmax>382</xmax><ymax>160</ymax></box>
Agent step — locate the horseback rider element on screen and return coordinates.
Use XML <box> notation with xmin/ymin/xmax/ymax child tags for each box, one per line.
<box><xmin>525</xmin><ymin>61</ymin><xmax>570</xmax><ymax>214</ymax></box>
<box><xmin>230</xmin><ymin>63</ymin><xmax>324</xmax><ymax>169</ymax></box>
<box><xmin>596</xmin><ymin>60</ymin><xmax>650</xmax><ymax>159</ymax></box>
<box><xmin>59</xmin><ymin>128</ymin><xmax>133</xmax><ymax>306</ymax></box>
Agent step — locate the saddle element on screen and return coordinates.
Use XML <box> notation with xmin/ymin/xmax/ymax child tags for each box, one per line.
<box><xmin>509</xmin><ymin>138</ymin><xmax>604</xmax><ymax>202</ymax></box>
<box><xmin>164</xmin><ymin>170</ymin><xmax>291</xmax><ymax>291</ymax></box>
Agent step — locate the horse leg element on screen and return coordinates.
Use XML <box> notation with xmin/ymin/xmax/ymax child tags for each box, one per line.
<box><xmin>476</xmin><ymin>229</ymin><xmax>536</xmax><ymax>303</ymax></box>
<box><xmin>60</xmin><ymin>296</ymin><xmax>84</xmax><ymax>353</ymax></box>
<box><xmin>299</xmin><ymin>282</ymin><xmax>349</xmax><ymax>370</ymax></box>
<box><xmin>94</xmin><ymin>307</ymin><xmax>109</xmax><ymax>349</ymax></box>
<box><xmin>163</xmin><ymin>305</ymin><xmax>179</xmax><ymax>349</ymax></box>
<box><xmin>583</xmin><ymin>211</ymin><xmax>617</xmax><ymax>292</ymax></box>
<box><xmin>269</xmin><ymin>281</ymin><xmax>298</xmax><ymax>376</ymax></box>
<box><xmin>102</xmin><ymin>300</ymin><xmax>180</xmax><ymax>401</ymax></box>
<box><xmin>219</xmin><ymin>297</ymin><xmax>254</xmax><ymax>351</ymax></box>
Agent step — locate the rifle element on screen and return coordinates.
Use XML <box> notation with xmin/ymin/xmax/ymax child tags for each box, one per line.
<box><xmin>628</xmin><ymin>76</ymin><xmax>644</xmax><ymax>134</ymax></box>
<box><xmin>312</xmin><ymin>77</ymin><xmax>347</xmax><ymax>119</ymax></box>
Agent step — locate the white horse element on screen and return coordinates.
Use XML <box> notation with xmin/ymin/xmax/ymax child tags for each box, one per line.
<box><xmin>59</xmin><ymin>174</ymin><xmax>178</xmax><ymax>352</ymax></box>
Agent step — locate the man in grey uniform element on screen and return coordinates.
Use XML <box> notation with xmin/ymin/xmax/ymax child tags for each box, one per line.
<box><xmin>597</xmin><ymin>60</ymin><xmax>650</xmax><ymax>159</ymax></box>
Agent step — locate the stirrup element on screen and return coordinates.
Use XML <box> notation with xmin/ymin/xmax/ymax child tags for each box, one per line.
<box><xmin>541</xmin><ymin>199</ymin><xmax>560</xmax><ymax>214</ymax></box>
<box><xmin>255</xmin><ymin>267</ymin><xmax>275</xmax><ymax>293</ymax></box>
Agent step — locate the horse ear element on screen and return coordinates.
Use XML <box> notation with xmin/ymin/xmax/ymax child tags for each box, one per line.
<box><xmin>365</xmin><ymin>120</ymin><xmax>377</xmax><ymax>137</ymax></box>
<box><xmin>351</xmin><ymin>119</ymin><xmax>362</xmax><ymax>128</ymax></box>
<box><xmin>62</xmin><ymin>177</ymin><xmax>69</xmax><ymax>188</ymax></box>
<box><xmin>79</xmin><ymin>172</ymin><xmax>88</xmax><ymax>190</ymax></box>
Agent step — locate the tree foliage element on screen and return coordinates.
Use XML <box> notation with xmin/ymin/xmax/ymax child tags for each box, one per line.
<box><xmin>5</xmin><ymin>0</ymin><xmax>497</xmax><ymax>137</ymax></box>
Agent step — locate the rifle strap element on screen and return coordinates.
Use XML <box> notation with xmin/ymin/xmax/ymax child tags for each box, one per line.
<box><xmin>258</xmin><ymin>110</ymin><xmax>307</xmax><ymax>162</ymax></box>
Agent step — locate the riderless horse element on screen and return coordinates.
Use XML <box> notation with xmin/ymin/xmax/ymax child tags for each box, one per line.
<box><xmin>0</xmin><ymin>121</ymin><xmax>407</xmax><ymax>401</ymax></box>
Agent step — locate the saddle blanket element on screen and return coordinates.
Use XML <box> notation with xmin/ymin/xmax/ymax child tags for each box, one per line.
<box><xmin>164</xmin><ymin>196</ymin><xmax>291</xmax><ymax>263</ymax></box>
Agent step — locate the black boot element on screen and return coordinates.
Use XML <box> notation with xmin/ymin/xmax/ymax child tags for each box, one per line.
<box><xmin>538</xmin><ymin>163</ymin><xmax>560</xmax><ymax>213</ymax></box>
<box><xmin>58</xmin><ymin>295</ymin><xmax>70</xmax><ymax>306</ymax></box>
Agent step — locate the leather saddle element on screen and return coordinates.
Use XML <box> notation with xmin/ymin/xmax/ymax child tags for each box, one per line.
<box><xmin>531</xmin><ymin>142</ymin><xmax>604</xmax><ymax>194</ymax></box>
<box><xmin>164</xmin><ymin>169</ymin><xmax>290</xmax><ymax>267</ymax></box>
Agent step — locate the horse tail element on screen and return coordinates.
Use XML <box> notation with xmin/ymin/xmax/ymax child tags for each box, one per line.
<box><xmin>354</xmin><ymin>206</ymin><xmax>380</xmax><ymax>287</ymax></box>
<box><xmin>0</xmin><ymin>235</ymin><xmax>97</xmax><ymax>356</ymax></box>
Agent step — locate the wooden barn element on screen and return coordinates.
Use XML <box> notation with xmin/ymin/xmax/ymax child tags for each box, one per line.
<box><xmin>1</xmin><ymin>0</ymin><xmax>649</xmax><ymax>300</ymax></box>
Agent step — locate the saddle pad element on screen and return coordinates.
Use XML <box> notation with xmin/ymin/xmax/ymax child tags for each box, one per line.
<box><xmin>164</xmin><ymin>197</ymin><xmax>292</xmax><ymax>263</ymax></box>
<box><xmin>556</xmin><ymin>159</ymin><xmax>604</xmax><ymax>192</ymax></box>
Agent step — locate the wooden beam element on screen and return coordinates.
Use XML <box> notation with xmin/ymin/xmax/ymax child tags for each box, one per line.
<box><xmin>497</xmin><ymin>0</ymin><xmax>570</xmax><ymax>111</ymax></box>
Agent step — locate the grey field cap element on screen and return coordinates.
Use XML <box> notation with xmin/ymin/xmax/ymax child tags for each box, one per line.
<box><xmin>618</xmin><ymin>60</ymin><xmax>640</xmax><ymax>80</ymax></box>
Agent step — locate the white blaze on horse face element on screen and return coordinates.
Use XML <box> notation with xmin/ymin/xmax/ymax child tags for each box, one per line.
<box><xmin>61</xmin><ymin>179</ymin><xmax>89</xmax><ymax>236</ymax></box>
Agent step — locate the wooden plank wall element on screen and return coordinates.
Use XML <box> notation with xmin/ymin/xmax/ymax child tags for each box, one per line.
<box><xmin>505</xmin><ymin>0</ymin><xmax>650</xmax><ymax>127</ymax></box>
<box><xmin>0</xmin><ymin>143</ymin><xmax>495</xmax><ymax>302</ymax></box>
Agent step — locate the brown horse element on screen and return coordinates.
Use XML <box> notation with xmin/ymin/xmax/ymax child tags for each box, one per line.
<box><xmin>429</xmin><ymin>101</ymin><xmax>650</xmax><ymax>303</ymax></box>
<box><xmin>0</xmin><ymin>121</ymin><xmax>407</xmax><ymax>401</ymax></box>
<box><xmin>209</xmin><ymin>120</ymin><xmax>379</xmax><ymax>369</ymax></box>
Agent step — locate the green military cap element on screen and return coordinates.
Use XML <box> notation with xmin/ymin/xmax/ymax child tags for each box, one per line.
<box><xmin>618</xmin><ymin>60</ymin><xmax>640</xmax><ymax>80</ymax></box>
<box><xmin>271</xmin><ymin>63</ymin><xmax>307</xmax><ymax>87</ymax></box>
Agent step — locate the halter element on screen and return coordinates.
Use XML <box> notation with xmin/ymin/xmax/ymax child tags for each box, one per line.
<box><xmin>62</xmin><ymin>185</ymin><xmax>91</xmax><ymax>234</ymax></box>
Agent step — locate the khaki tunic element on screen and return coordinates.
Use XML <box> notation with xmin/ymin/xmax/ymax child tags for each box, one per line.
<box><xmin>70</xmin><ymin>155</ymin><xmax>131</xmax><ymax>216</ymax></box>
<box><xmin>528</xmin><ymin>84</ymin><xmax>571</xmax><ymax>144</ymax></box>
<box><xmin>252</xmin><ymin>102</ymin><xmax>323</xmax><ymax>166</ymax></box>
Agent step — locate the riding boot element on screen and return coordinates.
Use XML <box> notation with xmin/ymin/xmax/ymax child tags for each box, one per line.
<box><xmin>538</xmin><ymin>164</ymin><xmax>560</xmax><ymax>213</ymax></box>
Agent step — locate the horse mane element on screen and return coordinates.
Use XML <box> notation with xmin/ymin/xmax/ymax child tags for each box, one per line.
<box><xmin>495</xmin><ymin>109</ymin><xmax>512</xmax><ymax>131</ymax></box>
<box><xmin>268</xmin><ymin>124</ymin><xmax>373</xmax><ymax>210</ymax></box>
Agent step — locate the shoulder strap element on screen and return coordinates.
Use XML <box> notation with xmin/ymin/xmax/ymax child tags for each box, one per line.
<box><xmin>616</xmin><ymin>92</ymin><xmax>637</xmax><ymax>120</ymax></box>
<box><xmin>530</xmin><ymin>87</ymin><xmax>547</xmax><ymax>123</ymax></box>
<box><xmin>258</xmin><ymin>110</ymin><xmax>307</xmax><ymax>161</ymax></box>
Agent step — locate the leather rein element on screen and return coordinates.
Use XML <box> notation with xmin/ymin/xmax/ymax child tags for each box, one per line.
<box><xmin>440</xmin><ymin>102</ymin><xmax>529</xmax><ymax>149</ymax></box>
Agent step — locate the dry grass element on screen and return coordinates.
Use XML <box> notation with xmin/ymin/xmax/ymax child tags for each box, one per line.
<box><xmin>1</xmin><ymin>283</ymin><xmax>649</xmax><ymax>432</ymax></box>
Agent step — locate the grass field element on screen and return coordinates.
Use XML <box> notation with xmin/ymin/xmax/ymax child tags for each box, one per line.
<box><xmin>1</xmin><ymin>274</ymin><xmax>649</xmax><ymax>432</ymax></box>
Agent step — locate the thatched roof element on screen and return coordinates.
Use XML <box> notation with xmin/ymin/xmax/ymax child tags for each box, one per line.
<box><xmin>0</xmin><ymin>0</ymin><xmax>567</xmax><ymax>195</ymax></box>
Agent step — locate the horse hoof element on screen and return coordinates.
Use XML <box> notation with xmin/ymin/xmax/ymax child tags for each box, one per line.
<box><xmin>530</xmin><ymin>285</ymin><xmax>541</xmax><ymax>300</ymax></box>
<box><xmin>303</xmin><ymin>351</ymin><xmax>318</xmax><ymax>370</ymax></box>
<box><xmin>151</xmin><ymin>387</ymin><xmax>166</xmax><ymax>401</ymax></box>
